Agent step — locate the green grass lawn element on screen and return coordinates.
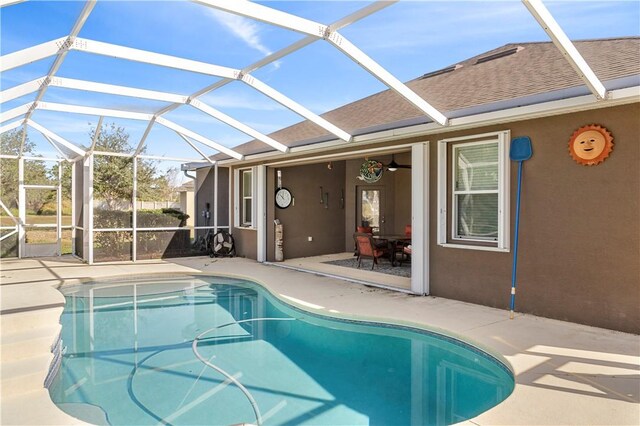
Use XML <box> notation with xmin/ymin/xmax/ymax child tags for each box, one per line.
<box><xmin>1</xmin><ymin>215</ymin><xmax>73</xmax><ymax>254</ymax></box>
<box><xmin>0</xmin><ymin>214</ymin><xmax>72</xmax><ymax>226</ymax></box>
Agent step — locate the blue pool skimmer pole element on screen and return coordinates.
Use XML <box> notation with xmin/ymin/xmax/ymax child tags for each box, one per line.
<box><xmin>509</xmin><ymin>137</ymin><xmax>532</xmax><ymax>320</ymax></box>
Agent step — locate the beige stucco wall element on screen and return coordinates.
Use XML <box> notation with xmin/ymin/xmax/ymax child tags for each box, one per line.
<box><xmin>179</xmin><ymin>190</ymin><xmax>194</xmax><ymax>237</ymax></box>
<box><xmin>222</xmin><ymin>102</ymin><xmax>639</xmax><ymax>333</ymax></box>
<box><xmin>266</xmin><ymin>162</ymin><xmax>347</xmax><ymax>260</ymax></box>
<box><xmin>425</xmin><ymin>103</ymin><xmax>639</xmax><ymax>334</ymax></box>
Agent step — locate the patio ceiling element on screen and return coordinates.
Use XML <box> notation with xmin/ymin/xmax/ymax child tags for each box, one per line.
<box><xmin>1</xmin><ymin>0</ymin><xmax>609</xmax><ymax>164</ymax></box>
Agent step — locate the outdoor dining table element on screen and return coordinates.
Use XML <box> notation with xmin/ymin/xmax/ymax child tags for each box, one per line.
<box><xmin>372</xmin><ymin>235</ymin><xmax>411</xmax><ymax>267</ymax></box>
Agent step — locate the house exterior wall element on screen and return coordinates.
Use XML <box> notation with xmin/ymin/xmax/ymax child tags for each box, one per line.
<box><xmin>221</xmin><ymin>167</ymin><xmax>257</xmax><ymax>259</ymax></box>
<box><xmin>233</xmin><ymin>228</ymin><xmax>258</xmax><ymax>259</ymax></box>
<box><xmin>215</xmin><ymin>168</ymin><xmax>230</xmax><ymax>228</ymax></box>
<box><xmin>223</xmin><ymin>102</ymin><xmax>638</xmax><ymax>333</ymax></box>
<box><xmin>195</xmin><ymin>167</ymin><xmax>213</xmax><ymax>235</ymax></box>
<box><xmin>179</xmin><ymin>190</ymin><xmax>195</xmax><ymax>234</ymax></box>
<box><xmin>195</xmin><ymin>166</ymin><xmax>230</xmax><ymax>234</ymax></box>
<box><xmin>265</xmin><ymin>162</ymin><xmax>347</xmax><ymax>261</ymax></box>
<box><xmin>426</xmin><ymin>103</ymin><xmax>639</xmax><ymax>334</ymax></box>
<box><xmin>393</xmin><ymin>152</ymin><xmax>412</xmax><ymax>234</ymax></box>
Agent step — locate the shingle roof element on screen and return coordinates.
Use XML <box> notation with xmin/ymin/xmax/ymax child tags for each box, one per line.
<box><xmin>217</xmin><ymin>37</ymin><xmax>640</xmax><ymax>160</ymax></box>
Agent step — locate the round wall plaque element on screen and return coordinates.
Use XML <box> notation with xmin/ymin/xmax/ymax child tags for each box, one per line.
<box><xmin>568</xmin><ymin>124</ymin><xmax>614</xmax><ymax>166</ymax></box>
<box><xmin>359</xmin><ymin>160</ymin><xmax>384</xmax><ymax>183</ymax></box>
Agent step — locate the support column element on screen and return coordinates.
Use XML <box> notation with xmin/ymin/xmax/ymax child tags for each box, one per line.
<box><xmin>18</xmin><ymin>158</ymin><xmax>25</xmax><ymax>258</ymax></box>
<box><xmin>71</xmin><ymin>161</ymin><xmax>76</xmax><ymax>255</ymax></box>
<box><xmin>256</xmin><ymin>165</ymin><xmax>267</xmax><ymax>262</ymax></box>
<box><xmin>233</xmin><ymin>169</ymin><xmax>239</xmax><ymax>229</ymax></box>
<box><xmin>132</xmin><ymin>158</ymin><xmax>137</xmax><ymax>262</ymax></box>
<box><xmin>411</xmin><ymin>142</ymin><xmax>429</xmax><ymax>295</ymax></box>
<box><xmin>214</xmin><ymin>163</ymin><xmax>218</xmax><ymax>233</ymax></box>
<box><xmin>229</xmin><ymin>169</ymin><xmax>233</xmax><ymax>231</ymax></box>
<box><xmin>83</xmin><ymin>154</ymin><xmax>94</xmax><ymax>264</ymax></box>
<box><xmin>57</xmin><ymin>161</ymin><xmax>62</xmax><ymax>256</ymax></box>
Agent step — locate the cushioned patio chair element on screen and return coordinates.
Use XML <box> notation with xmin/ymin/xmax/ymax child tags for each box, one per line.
<box><xmin>399</xmin><ymin>245</ymin><xmax>412</xmax><ymax>266</ymax></box>
<box><xmin>354</xmin><ymin>226</ymin><xmax>385</xmax><ymax>255</ymax></box>
<box><xmin>353</xmin><ymin>232</ymin><xmax>388</xmax><ymax>270</ymax></box>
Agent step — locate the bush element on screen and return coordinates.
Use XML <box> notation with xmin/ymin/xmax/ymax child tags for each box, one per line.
<box><xmin>0</xmin><ymin>231</ymin><xmax>18</xmax><ymax>258</ymax></box>
<box><xmin>93</xmin><ymin>208</ymin><xmax>189</xmax><ymax>229</ymax></box>
<box><xmin>93</xmin><ymin>208</ymin><xmax>191</xmax><ymax>261</ymax></box>
<box><xmin>137</xmin><ymin>208</ymin><xmax>189</xmax><ymax>228</ymax></box>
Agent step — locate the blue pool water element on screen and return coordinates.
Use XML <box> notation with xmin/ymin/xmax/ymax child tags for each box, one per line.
<box><xmin>49</xmin><ymin>275</ymin><xmax>514</xmax><ymax>425</ymax></box>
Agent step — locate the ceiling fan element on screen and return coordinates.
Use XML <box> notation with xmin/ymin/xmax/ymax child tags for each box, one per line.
<box><xmin>386</xmin><ymin>154</ymin><xmax>411</xmax><ymax>171</ymax></box>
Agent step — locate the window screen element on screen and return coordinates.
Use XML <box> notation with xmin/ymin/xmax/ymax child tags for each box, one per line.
<box><xmin>453</xmin><ymin>141</ymin><xmax>499</xmax><ymax>241</ymax></box>
<box><xmin>241</xmin><ymin>170</ymin><xmax>252</xmax><ymax>227</ymax></box>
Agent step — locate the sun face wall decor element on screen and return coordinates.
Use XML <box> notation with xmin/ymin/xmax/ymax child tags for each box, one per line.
<box><xmin>568</xmin><ymin>124</ymin><xmax>614</xmax><ymax>166</ymax></box>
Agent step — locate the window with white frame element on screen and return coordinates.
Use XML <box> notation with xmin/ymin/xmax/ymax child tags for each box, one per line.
<box><xmin>240</xmin><ymin>169</ymin><xmax>253</xmax><ymax>227</ymax></box>
<box><xmin>437</xmin><ymin>131</ymin><xmax>510</xmax><ymax>251</ymax></box>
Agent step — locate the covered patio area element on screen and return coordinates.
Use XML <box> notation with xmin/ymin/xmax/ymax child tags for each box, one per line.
<box><xmin>259</xmin><ymin>147</ymin><xmax>415</xmax><ymax>293</ymax></box>
<box><xmin>274</xmin><ymin>252</ymin><xmax>411</xmax><ymax>292</ymax></box>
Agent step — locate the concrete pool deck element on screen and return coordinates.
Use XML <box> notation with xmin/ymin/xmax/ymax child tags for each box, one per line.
<box><xmin>1</xmin><ymin>256</ymin><xmax>638</xmax><ymax>425</ymax></box>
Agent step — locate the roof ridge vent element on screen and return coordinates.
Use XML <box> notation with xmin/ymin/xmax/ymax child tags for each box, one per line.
<box><xmin>420</xmin><ymin>64</ymin><xmax>463</xmax><ymax>79</ymax></box>
<box><xmin>474</xmin><ymin>46</ymin><xmax>524</xmax><ymax>65</ymax></box>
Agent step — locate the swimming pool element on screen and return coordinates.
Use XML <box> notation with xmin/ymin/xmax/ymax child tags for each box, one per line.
<box><xmin>49</xmin><ymin>275</ymin><xmax>514</xmax><ymax>425</ymax></box>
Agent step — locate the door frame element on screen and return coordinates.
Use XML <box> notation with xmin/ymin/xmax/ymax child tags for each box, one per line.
<box><xmin>260</xmin><ymin>141</ymin><xmax>429</xmax><ymax>295</ymax></box>
<box><xmin>21</xmin><ymin>185</ymin><xmax>61</xmax><ymax>257</ymax></box>
<box><xmin>18</xmin><ymin>159</ymin><xmax>64</xmax><ymax>258</ymax></box>
<box><xmin>411</xmin><ymin>142</ymin><xmax>429</xmax><ymax>295</ymax></box>
<box><xmin>356</xmin><ymin>185</ymin><xmax>387</xmax><ymax>235</ymax></box>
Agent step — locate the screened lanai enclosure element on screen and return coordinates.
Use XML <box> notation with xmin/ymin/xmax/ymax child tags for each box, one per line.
<box><xmin>1</xmin><ymin>0</ymin><xmax>617</xmax><ymax>265</ymax></box>
<box><xmin>0</xmin><ymin>146</ymin><xmax>229</xmax><ymax>262</ymax></box>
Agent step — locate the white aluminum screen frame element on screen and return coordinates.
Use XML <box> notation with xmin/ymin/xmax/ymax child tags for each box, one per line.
<box><xmin>1</xmin><ymin>0</ymin><xmax>611</xmax><ymax>163</ymax></box>
<box><xmin>522</xmin><ymin>0</ymin><xmax>607</xmax><ymax>100</ymax></box>
<box><xmin>0</xmin><ymin>0</ymin><xmax>623</xmax><ymax>267</ymax></box>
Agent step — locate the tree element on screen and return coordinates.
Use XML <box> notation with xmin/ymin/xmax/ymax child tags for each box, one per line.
<box><xmin>91</xmin><ymin>124</ymin><xmax>178</xmax><ymax>208</ymax></box>
<box><xmin>92</xmin><ymin>124</ymin><xmax>136</xmax><ymax>209</ymax></box>
<box><xmin>0</xmin><ymin>130</ymin><xmax>51</xmax><ymax>211</ymax></box>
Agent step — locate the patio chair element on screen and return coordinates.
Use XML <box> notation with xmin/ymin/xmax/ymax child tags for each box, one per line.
<box><xmin>353</xmin><ymin>232</ymin><xmax>388</xmax><ymax>270</ymax></box>
<box><xmin>357</xmin><ymin>226</ymin><xmax>373</xmax><ymax>234</ymax></box>
<box><xmin>389</xmin><ymin>225</ymin><xmax>412</xmax><ymax>265</ymax></box>
<box><xmin>354</xmin><ymin>226</ymin><xmax>385</xmax><ymax>255</ymax></box>
<box><xmin>399</xmin><ymin>245</ymin><xmax>412</xmax><ymax>266</ymax></box>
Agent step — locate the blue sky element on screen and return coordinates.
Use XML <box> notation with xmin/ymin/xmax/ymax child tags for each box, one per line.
<box><xmin>1</xmin><ymin>0</ymin><xmax>639</xmax><ymax>159</ymax></box>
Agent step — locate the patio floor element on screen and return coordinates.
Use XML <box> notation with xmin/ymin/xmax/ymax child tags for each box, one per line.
<box><xmin>275</xmin><ymin>252</ymin><xmax>411</xmax><ymax>292</ymax></box>
<box><xmin>1</xmin><ymin>255</ymin><xmax>638</xmax><ymax>425</ymax></box>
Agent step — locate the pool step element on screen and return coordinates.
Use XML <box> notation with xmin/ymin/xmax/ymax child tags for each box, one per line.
<box><xmin>0</xmin><ymin>323</ymin><xmax>61</xmax><ymax>362</ymax></box>
<box><xmin>0</xmin><ymin>389</ymin><xmax>88</xmax><ymax>425</ymax></box>
<box><xmin>0</xmin><ymin>307</ymin><xmax>63</xmax><ymax>334</ymax></box>
<box><xmin>183</xmin><ymin>293</ymin><xmax>217</xmax><ymax>301</ymax></box>
<box><xmin>0</xmin><ymin>353</ymin><xmax>54</xmax><ymax>396</ymax></box>
<box><xmin>0</xmin><ymin>309</ymin><xmax>63</xmax><ymax>401</ymax></box>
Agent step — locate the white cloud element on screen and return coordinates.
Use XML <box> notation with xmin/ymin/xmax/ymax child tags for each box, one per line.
<box><xmin>207</xmin><ymin>9</ymin><xmax>272</xmax><ymax>57</ymax></box>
